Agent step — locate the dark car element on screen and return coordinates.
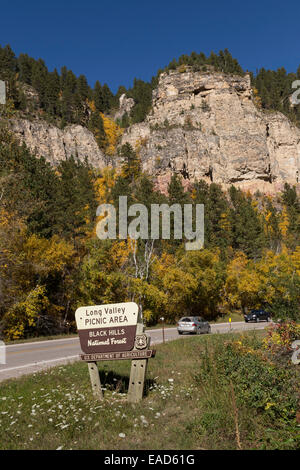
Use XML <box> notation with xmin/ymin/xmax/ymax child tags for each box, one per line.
<box><xmin>244</xmin><ymin>309</ymin><xmax>271</xmax><ymax>323</ymax></box>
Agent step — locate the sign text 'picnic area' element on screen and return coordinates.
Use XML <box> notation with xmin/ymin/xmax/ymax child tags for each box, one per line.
<box><xmin>75</xmin><ymin>302</ymin><xmax>138</xmax><ymax>354</ymax></box>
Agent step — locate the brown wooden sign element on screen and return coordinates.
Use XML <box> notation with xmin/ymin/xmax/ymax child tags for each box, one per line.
<box><xmin>80</xmin><ymin>349</ymin><xmax>156</xmax><ymax>361</ymax></box>
<box><xmin>75</xmin><ymin>302</ymin><xmax>154</xmax><ymax>403</ymax></box>
<box><xmin>75</xmin><ymin>302</ymin><xmax>138</xmax><ymax>354</ymax></box>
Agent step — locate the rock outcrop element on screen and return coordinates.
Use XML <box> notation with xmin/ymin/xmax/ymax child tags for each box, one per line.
<box><xmin>8</xmin><ymin>118</ymin><xmax>106</xmax><ymax>167</ymax></box>
<box><xmin>121</xmin><ymin>68</ymin><xmax>300</xmax><ymax>193</ymax></box>
<box><xmin>3</xmin><ymin>67</ymin><xmax>300</xmax><ymax>194</ymax></box>
<box><xmin>114</xmin><ymin>94</ymin><xmax>135</xmax><ymax>121</ymax></box>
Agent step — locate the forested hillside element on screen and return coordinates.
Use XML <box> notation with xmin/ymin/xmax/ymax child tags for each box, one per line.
<box><xmin>0</xmin><ymin>125</ymin><xmax>299</xmax><ymax>339</ymax></box>
<box><xmin>0</xmin><ymin>45</ymin><xmax>300</xmax><ymax>340</ymax></box>
<box><xmin>251</xmin><ymin>67</ymin><xmax>300</xmax><ymax>125</ymax></box>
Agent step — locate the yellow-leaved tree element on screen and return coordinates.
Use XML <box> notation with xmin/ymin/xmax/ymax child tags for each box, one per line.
<box><xmin>0</xmin><ymin>208</ymin><xmax>77</xmax><ymax>339</ymax></box>
<box><xmin>101</xmin><ymin>113</ymin><xmax>123</xmax><ymax>155</ymax></box>
<box><xmin>2</xmin><ymin>285</ymin><xmax>52</xmax><ymax>340</ymax></box>
<box><xmin>224</xmin><ymin>252</ymin><xmax>265</xmax><ymax>314</ymax></box>
<box><xmin>94</xmin><ymin>167</ymin><xmax>117</xmax><ymax>205</ymax></box>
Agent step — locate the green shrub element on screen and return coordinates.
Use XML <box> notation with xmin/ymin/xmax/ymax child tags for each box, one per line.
<box><xmin>195</xmin><ymin>334</ymin><xmax>299</xmax><ymax>424</ymax></box>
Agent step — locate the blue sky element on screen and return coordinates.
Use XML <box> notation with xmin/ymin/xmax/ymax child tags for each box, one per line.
<box><xmin>1</xmin><ymin>0</ymin><xmax>300</xmax><ymax>93</ymax></box>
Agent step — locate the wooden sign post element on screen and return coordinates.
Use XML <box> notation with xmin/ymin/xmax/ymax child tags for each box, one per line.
<box><xmin>127</xmin><ymin>321</ymin><xmax>150</xmax><ymax>403</ymax></box>
<box><xmin>87</xmin><ymin>361</ymin><xmax>103</xmax><ymax>400</ymax></box>
<box><xmin>75</xmin><ymin>302</ymin><xmax>155</xmax><ymax>402</ymax></box>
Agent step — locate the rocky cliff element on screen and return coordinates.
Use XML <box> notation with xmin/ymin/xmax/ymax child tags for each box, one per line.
<box><xmin>122</xmin><ymin>68</ymin><xmax>300</xmax><ymax>193</ymax></box>
<box><xmin>6</xmin><ymin>118</ymin><xmax>106</xmax><ymax>167</ymax></box>
<box><xmin>3</xmin><ymin>67</ymin><xmax>300</xmax><ymax>194</ymax></box>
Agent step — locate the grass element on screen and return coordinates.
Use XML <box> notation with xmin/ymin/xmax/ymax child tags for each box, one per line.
<box><xmin>146</xmin><ymin>323</ymin><xmax>177</xmax><ymax>330</ymax></box>
<box><xmin>211</xmin><ymin>311</ymin><xmax>244</xmax><ymax>323</ymax></box>
<box><xmin>0</xmin><ymin>330</ymin><xmax>298</xmax><ymax>450</ymax></box>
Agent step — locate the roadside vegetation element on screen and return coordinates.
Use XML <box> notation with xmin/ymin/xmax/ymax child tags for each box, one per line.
<box><xmin>0</xmin><ymin>328</ymin><xmax>299</xmax><ymax>450</ymax></box>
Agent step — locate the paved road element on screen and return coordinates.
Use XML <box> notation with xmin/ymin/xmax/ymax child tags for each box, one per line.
<box><xmin>0</xmin><ymin>321</ymin><xmax>271</xmax><ymax>382</ymax></box>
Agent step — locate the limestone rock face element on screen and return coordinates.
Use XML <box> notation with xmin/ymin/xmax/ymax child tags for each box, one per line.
<box><xmin>8</xmin><ymin>118</ymin><xmax>106</xmax><ymax>167</ymax></box>
<box><xmin>121</xmin><ymin>69</ymin><xmax>300</xmax><ymax>193</ymax></box>
<box><xmin>114</xmin><ymin>94</ymin><xmax>135</xmax><ymax>121</ymax></box>
<box><xmin>4</xmin><ymin>69</ymin><xmax>300</xmax><ymax>194</ymax></box>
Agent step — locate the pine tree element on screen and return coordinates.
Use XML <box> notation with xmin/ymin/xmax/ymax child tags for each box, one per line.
<box><xmin>168</xmin><ymin>173</ymin><xmax>190</xmax><ymax>205</ymax></box>
<box><xmin>31</xmin><ymin>59</ymin><xmax>48</xmax><ymax>108</ymax></box>
<box><xmin>94</xmin><ymin>81</ymin><xmax>104</xmax><ymax>113</ymax></box>
<box><xmin>128</xmin><ymin>79</ymin><xmax>152</xmax><ymax>123</ymax></box>
<box><xmin>44</xmin><ymin>69</ymin><xmax>60</xmax><ymax>116</ymax></box>
<box><xmin>0</xmin><ymin>44</ymin><xmax>16</xmax><ymax>80</ymax></box>
<box><xmin>0</xmin><ymin>130</ymin><xmax>59</xmax><ymax>237</ymax></box>
<box><xmin>166</xmin><ymin>174</ymin><xmax>190</xmax><ymax>250</ymax></box>
<box><xmin>119</xmin><ymin>143</ymin><xmax>141</xmax><ymax>182</ymax></box>
<box><xmin>17</xmin><ymin>53</ymin><xmax>34</xmax><ymax>85</ymax></box>
<box><xmin>229</xmin><ymin>186</ymin><xmax>265</xmax><ymax>258</ymax></box>
<box><xmin>101</xmin><ymin>83</ymin><xmax>113</xmax><ymax>112</ymax></box>
<box><xmin>89</xmin><ymin>111</ymin><xmax>106</xmax><ymax>149</ymax></box>
<box><xmin>55</xmin><ymin>156</ymin><xmax>97</xmax><ymax>239</ymax></box>
<box><xmin>281</xmin><ymin>183</ymin><xmax>300</xmax><ymax>248</ymax></box>
<box><xmin>60</xmin><ymin>70</ymin><xmax>77</xmax><ymax>123</ymax></box>
<box><xmin>76</xmin><ymin>74</ymin><xmax>89</xmax><ymax>101</ymax></box>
